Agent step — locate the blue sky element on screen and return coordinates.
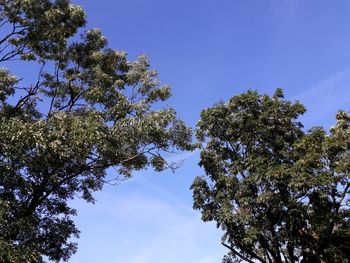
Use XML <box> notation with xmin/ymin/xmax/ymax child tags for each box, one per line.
<box><xmin>55</xmin><ymin>0</ymin><xmax>350</xmax><ymax>262</ymax></box>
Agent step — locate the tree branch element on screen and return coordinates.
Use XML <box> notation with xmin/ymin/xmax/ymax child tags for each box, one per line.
<box><xmin>222</xmin><ymin>242</ymin><xmax>263</xmax><ymax>263</ymax></box>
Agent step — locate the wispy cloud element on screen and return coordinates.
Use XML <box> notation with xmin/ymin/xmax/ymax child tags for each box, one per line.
<box><xmin>69</xmin><ymin>180</ymin><xmax>225</xmax><ymax>263</ymax></box>
<box><xmin>294</xmin><ymin>66</ymin><xmax>350</xmax><ymax>128</ymax></box>
<box><xmin>164</xmin><ymin>148</ymin><xmax>200</xmax><ymax>164</ymax></box>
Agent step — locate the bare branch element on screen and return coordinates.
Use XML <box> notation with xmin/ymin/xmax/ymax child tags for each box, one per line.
<box><xmin>222</xmin><ymin>242</ymin><xmax>259</xmax><ymax>263</ymax></box>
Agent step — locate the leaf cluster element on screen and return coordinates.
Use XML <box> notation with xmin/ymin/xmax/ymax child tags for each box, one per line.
<box><xmin>192</xmin><ymin>90</ymin><xmax>350</xmax><ymax>263</ymax></box>
<box><xmin>0</xmin><ymin>1</ymin><xmax>194</xmax><ymax>262</ymax></box>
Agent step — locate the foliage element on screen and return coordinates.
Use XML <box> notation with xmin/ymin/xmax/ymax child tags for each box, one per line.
<box><xmin>0</xmin><ymin>1</ymin><xmax>193</xmax><ymax>262</ymax></box>
<box><xmin>192</xmin><ymin>89</ymin><xmax>350</xmax><ymax>263</ymax></box>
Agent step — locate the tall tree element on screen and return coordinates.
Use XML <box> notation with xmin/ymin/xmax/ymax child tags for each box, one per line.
<box><xmin>192</xmin><ymin>90</ymin><xmax>350</xmax><ymax>263</ymax></box>
<box><xmin>0</xmin><ymin>1</ymin><xmax>193</xmax><ymax>262</ymax></box>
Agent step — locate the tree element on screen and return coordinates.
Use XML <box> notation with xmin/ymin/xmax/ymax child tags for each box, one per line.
<box><xmin>0</xmin><ymin>1</ymin><xmax>193</xmax><ymax>262</ymax></box>
<box><xmin>191</xmin><ymin>89</ymin><xmax>350</xmax><ymax>263</ymax></box>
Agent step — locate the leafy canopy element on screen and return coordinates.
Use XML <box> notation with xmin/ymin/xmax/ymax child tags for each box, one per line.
<box><xmin>0</xmin><ymin>1</ymin><xmax>193</xmax><ymax>262</ymax></box>
<box><xmin>192</xmin><ymin>89</ymin><xmax>350</xmax><ymax>263</ymax></box>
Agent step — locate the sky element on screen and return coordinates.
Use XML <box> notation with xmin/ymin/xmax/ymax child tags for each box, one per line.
<box><xmin>42</xmin><ymin>0</ymin><xmax>350</xmax><ymax>262</ymax></box>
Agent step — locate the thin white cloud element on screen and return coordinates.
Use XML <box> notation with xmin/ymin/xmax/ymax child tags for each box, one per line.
<box><xmin>164</xmin><ymin>149</ymin><xmax>200</xmax><ymax>164</ymax></box>
<box><xmin>62</xmin><ymin>146</ymin><xmax>219</xmax><ymax>263</ymax></box>
<box><xmin>295</xmin><ymin>66</ymin><xmax>350</xmax><ymax>128</ymax></box>
<box><xmin>69</xmin><ymin>189</ymin><xmax>226</xmax><ymax>263</ymax></box>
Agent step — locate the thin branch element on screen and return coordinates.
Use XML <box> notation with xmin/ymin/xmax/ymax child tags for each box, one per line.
<box><xmin>221</xmin><ymin>242</ymin><xmax>257</xmax><ymax>263</ymax></box>
<box><xmin>0</xmin><ymin>22</ymin><xmax>17</xmax><ymax>46</ymax></box>
<box><xmin>14</xmin><ymin>61</ymin><xmax>45</xmax><ymax>110</ymax></box>
<box><xmin>47</xmin><ymin>64</ymin><xmax>61</xmax><ymax>117</ymax></box>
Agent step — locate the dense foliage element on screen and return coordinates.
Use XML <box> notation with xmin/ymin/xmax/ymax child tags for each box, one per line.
<box><xmin>0</xmin><ymin>1</ymin><xmax>193</xmax><ymax>262</ymax></box>
<box><xmin>192</xmin><ymin>90</ymin><xmax>350</xmax><ymax>263</ymax></box>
